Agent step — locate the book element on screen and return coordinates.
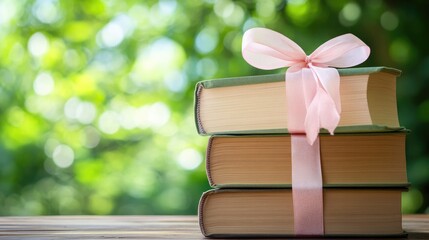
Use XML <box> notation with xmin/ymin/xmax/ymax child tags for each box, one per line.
<box><xmin>195</xmin><ymin>67</ymin><xmax>401</xmax><ymax>135</ymax></box>
<box><xmin>199</xmin><ymin>188</ymin><xmax>405</xmax><ymax>237</ymax></box>
<box><xmin>206</xmin><ymin>132</ymin><xmax>408</xmax><ymax>188</ymax></box>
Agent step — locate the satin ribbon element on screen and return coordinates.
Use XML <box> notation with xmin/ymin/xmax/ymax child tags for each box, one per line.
<box><xmin>242</xmin><ymin>28</ymin><xmax>370</xmax><ymax>235</ymax></box>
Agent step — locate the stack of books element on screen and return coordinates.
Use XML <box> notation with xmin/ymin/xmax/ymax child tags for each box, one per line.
<box><xmin>194</xmin><ymin>67</ymin><xmax>408</xmax><ymax>237</ymax></box>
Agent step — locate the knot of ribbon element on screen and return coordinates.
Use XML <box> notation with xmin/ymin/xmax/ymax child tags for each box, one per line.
<box><xmin>242</xmin><ymin>28</ymin><xmax>370</xmax><ymax>144</ymax></box>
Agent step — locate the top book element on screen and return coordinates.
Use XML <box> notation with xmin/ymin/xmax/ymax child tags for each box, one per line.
<box><xmin>195</xmin><ymin>67</ymin><xmax>402</xmax><ymax>135</ymax></box>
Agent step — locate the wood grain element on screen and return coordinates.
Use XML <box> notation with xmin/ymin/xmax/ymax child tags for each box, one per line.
<box><xmin>0</xmin><ymin>215</ymin><xmax>427</xmax><ymax>239</ymax></box>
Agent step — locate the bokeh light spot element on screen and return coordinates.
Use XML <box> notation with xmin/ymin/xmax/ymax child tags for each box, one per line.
<box><xmin>98</xmin><ymin>110</ymin><xmax>120</xmax><ymax>134</ymax></box>
<box><xmin>176</xmin><ymin>148</ymin><xmax>202</xmax><ymax>170</ymax></box>
<box><xmin>339</xmin><ymin>2</ymin><xmax>361</xmax><ymax>26</ymax></box>
<box><xmin>28</xmin><ymin>32</ymin><xmax>49</xmax><ymax>57</ymax></box>
<box><xmin>82</xmin><ymin>126</ymin><xmax>101</xmax><ymax>148</ymax></box>
<box><xmin>243</xmin><ymin>18</ymin><xmax>264</xmax><ymax>31</ymax></box>
<box><xmin>164</xmin><ymin>70</ymin><xmax>187</xmax><ymax>93</ymax></box>
<box><xmin>119</xmin><ymin>107</ymin><xmax>138</xmax><ymax>130</ymax></box>
<box><xmin>0</xmin><ymin>0</ymin><xmax>18</xmax><ymax>25</ymax></box>
<box><xmin>195</xmin><ymin>27</ymin><xmax>219</xmax><ymax>54</ymax></box>
<box><xmin>136</xmin><ymin>102</ymin><xmax>171</xmax><ymax>130</ymax></box>
<box><xmin>196</xmin><ymin>58</ymin><xmax>218</xmax><ymax>78</ymax></box>
<box><xmin>44</xmin><ymin>138</ymin><xmax>60</xmax><ymax>158</ymax></box>
<box><xmin>256</xmin><ymin>0</ymin><xmax>276</xmax><ymax>19</ymax></box>
<box><xmin>158</xmin><ymin>0</ymin><xmax>177</xmax><ymax>15</ymax></box>
<box><xmin>33</xmin><ymin>72</ymin><xmax>55</xmax><ymax>96</ymax></box>
<box><xmin>52</xmin><ymin>144</ymin><xmax>75</xmax><ymax>168</ymax></box>
<box><xmin>389</xmin><ymin>38</ymin><xmax>411</xmax><ymax>64</ymax></box>
<box><xmin>132</xmin><ymin>38</ymin><xmax>186</xmax><ymax>82</ymax></box>
<box><xmin>380</xmin><ymin>11</ymin><xmax>399</xmax><ymax>31</ymax></box>
<box><xmin>96</xmin><ymin>14</ymin><xmax>135</xmax><ymax>48</ymax></box>
<box><xmin>214</xmin><ymin>0</ymin><xmax>234</xmax><ymax>19</ymax></box>
<box><xmin>64</xmin><ymin>97</ymin><xmax>97</xmax><ymax>124</ymax></box>
<box><xmin>32</xmin><ymin>0</ymin><xmax>61</xmax><ymax>24</ymax></box>
<box><xmin>97</xmin><ymin>22</ymin><xmax>125</xmax><ymax>48</ymax></box>
<box><xmin>286</xmin><ymin>0</ymin><xmax>318</xmax><ymax>27</ymax></box>
<box><xmin>402</xmin><ymin>188</ymin><xmax>423</xmax><ymax>213</ymax></box>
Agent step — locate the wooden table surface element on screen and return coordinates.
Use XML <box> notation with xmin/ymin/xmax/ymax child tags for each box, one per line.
<box><xmin>0</xmin><ymin>215</ymin><xmax>427</xmax><ymax>239</ymax></box>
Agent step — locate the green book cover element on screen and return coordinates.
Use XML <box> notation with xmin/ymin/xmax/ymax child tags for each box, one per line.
<box><xmin>198</xmin><ymin>66</ymin><xmax>401</xmax><ymax>89</ymax></box>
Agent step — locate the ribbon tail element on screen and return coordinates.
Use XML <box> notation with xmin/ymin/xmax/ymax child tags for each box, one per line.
<box><xmin>304</xmin><ymin>90</ymin><xmax>321</xmax><ymax>144</ymax></box>
<box><xmin>292</xmin><ymin>135</ymin><xmax>324</xmax><ymax>235</ymax></box>
<box><xmin>311</xmin><ymin>66</ymin><xmax>341</xmax><ymax>134</ymax></box>
<box><xmin>288</xmin><ymin>68</ymin><xmax>324</xmax><ymax>236</ymax></box>
<box><xmin>318</xmin><ymin>89</ymin><xmax>340</xmax><ymax>134</ymax></box>
<box><xmin>311</xmin><ymin>66</ymin><xmax>341</xmax><ymax>114</ymax></box>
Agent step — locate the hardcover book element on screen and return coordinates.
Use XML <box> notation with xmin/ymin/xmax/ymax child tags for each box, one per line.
<box><xmin>206</xmin><ymin>132</ymin><xmax>408</xmax><ymax>188</ymax></box>
<box><xmin>195</xmin><ymin>67</ymin><xmax>401</xmax><ymax>135</ymax></box>
<box><xmin>199</xmin><ymin>188</ymin><xmax>405</xmax><ymax>237</ymax></box>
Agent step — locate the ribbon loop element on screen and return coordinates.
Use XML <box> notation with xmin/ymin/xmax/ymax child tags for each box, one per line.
<box><xmin>242</xmin><ymin>28</ymin><xmax>306</xmax><ymax>69</ymax></box>
<box><xmin>310</xmin><ymin>34</ymin><xmax>370</xmax><ymax>67</ymax></box>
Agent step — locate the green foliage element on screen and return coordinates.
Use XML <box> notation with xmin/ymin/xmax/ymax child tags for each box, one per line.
<box><xmin>0</xmin><ymin>0</ymin><xmax>428</xmax><ymax>215</ymax></box>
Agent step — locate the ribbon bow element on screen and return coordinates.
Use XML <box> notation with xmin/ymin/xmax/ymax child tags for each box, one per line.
<box><xmin>242</xmin><ymin>28</ymin><xmax>371</xmax><ymax>236</ymax></box>
<box><xmin>242</xmin><ymin>28</ymin><xmax>370</xmax><ymax>144</ymax></box>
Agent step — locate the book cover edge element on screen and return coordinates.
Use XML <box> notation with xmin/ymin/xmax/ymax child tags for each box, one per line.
<box><xmin>211</xmin><ymin>183</ymin><xmax>411</xmax><ymax>189</ymax></box>
<box><xmin>199</xmin><ymin>190</ymin><xmax>218</xmax><ymax>237</ymax></box>
<box><xmin>199</xmin><ymin>66</ymin><xmax>401</xmax><ymax>89</ymax></box>
<box><xmin>206</xmin><ymin>136</ymin><xmax>215</xmax><ymax>187</ymax></box>
<box><xmin>194</xmin><ymin>83</ymin><xmax>206</xmax><ymax>134</ymax></box>
<box><xmin>199</xmin><ymin>125</ymin><xmax>407</xmax><ymax>136</ymax></box>
<box><xmin>204</xmin><ymin>232</ymin><xmax>408</xmax><ymax>238</ymax></box>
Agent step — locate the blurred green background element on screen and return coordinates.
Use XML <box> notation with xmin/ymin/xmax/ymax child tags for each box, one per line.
<box><xmin>0</xmin><ymin>0</ymin><xmax>428</xmax><ymax>215</ymax></box>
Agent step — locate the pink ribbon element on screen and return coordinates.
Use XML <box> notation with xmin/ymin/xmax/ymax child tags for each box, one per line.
<box><xmin>242</xmin><ymin>28</ymin><xmax>370</xmax><ymax>235</ymax></box>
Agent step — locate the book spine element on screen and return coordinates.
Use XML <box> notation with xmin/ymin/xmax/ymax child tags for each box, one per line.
<box><xmin>206</xmin><ymin>136</ymin><xmax>215</xmax><ymax>187</ymax></box>
<box><xmin>198</xmin><ymin>190</ymin><xmax>210</xmax><ymax>237</ymax></box>
<box><xmin>194</xmin><ymin>83</ymin><xmax>206</xmax><ymax>134</ymax></box>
